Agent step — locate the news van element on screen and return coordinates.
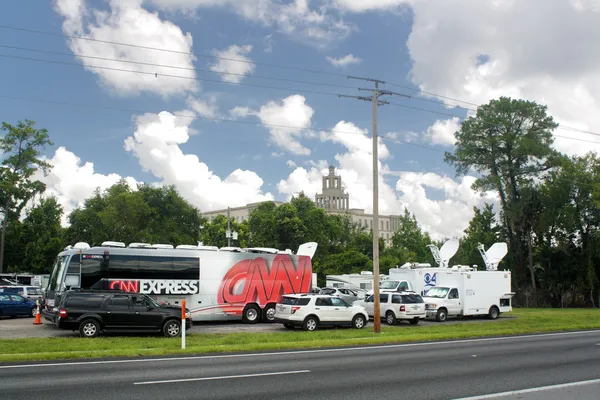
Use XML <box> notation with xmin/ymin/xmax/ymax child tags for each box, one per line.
<box><xmin>42</xmin><ymin>240</ymin><xmax>317</xmax><ymax>324</ymax></box>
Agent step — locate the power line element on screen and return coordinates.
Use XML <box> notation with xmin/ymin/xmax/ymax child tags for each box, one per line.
<box><xmin>0</xmin><ymin>44</ymin><xmax>360</xmax><ymax>91</ymax></box>
<box><xmin>3</xmin><ymin>23</ymin><xmax>598</xmax><ymax>137</ymax></box>
<box><xmin>0</xmin><ymin>53</ymin><xmax>347</xmax><ymax>99</ymax></box>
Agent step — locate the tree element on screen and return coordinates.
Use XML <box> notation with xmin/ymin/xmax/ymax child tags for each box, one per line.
<box><xmin>0</xmin><ymin>120</ymin><xmax>53</xmax><ymax>273</ymax></box>
<box><xmin>21</xmin><ymin>197</ymin><xmax>66</xmax><ymax>274</ymax></box>
<box><xmin>390</xmin><ymin>209</ymin><xmax>433</xmax><ymax>263</ymax></box>
<box><xmin>454</xmin><ymin>204</ymin><xmax>501</xmax><ymax>268</ymax></box>
<box><xmin>66</xmin><ymin>181</ymin><xmax>203</xmax><ymax>246</ymax></box>
<box><xmin>445</xmin><ymin>97</ymin><xmax>559</xmax><ymax>290</ymax></box>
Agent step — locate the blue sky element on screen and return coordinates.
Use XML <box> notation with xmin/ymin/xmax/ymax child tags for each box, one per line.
<box><xmin>1</xmin><ymin>0</ymin><xmax>598</xmax><ymax>239</ymax></box>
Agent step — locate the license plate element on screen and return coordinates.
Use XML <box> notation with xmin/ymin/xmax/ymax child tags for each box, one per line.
<box><xmin>46</xmin><ymin>299</ymin><xmax>55</xmax><ymax>307</ymax></box>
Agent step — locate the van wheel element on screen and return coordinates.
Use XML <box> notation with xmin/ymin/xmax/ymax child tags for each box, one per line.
<box><xmin>409</xmin><ymin>318</ymin><xmax>419</xmax><ymax>325</ymax></box>
<box><xmin>488</xmin><ymin>306</ymin><xmax>500</xmax><ymax>320</ymax></box>
<box><xmin>79</xmin><ymin>319</ymin><xmax>100</xmax><ymax>338</ymax></box>
<box><xmin>352</xmin><ymin>314</ymin><xmax>366</xmax><ymax>329</ymax></box>
<box><xmin>262</xmin><ymin>304</ymin><xmax>276</xmax><ymax>323</ymax></box>
<box><xmin>436</xmin><ymin>308</ymin><xmax>448</xmax><ymax>322</ymax></box>
<box><xmin>242</xmin><ymin>304</ymin><xmax>261</xmax><ymax>324</ymax></box>
<box><xmin>163</xmin><ymin>319</ymin><xmax>181</xmax><ymax>337</ymax></box>
<box><xmin>386</xmin><ymin>311</ymin><xmax>396</xmax><ymax>325</ymax></box>
<box><xmin>303</xmin><ymin>316</ymin><xmax>319</xmax><ymax>331</ymax></box>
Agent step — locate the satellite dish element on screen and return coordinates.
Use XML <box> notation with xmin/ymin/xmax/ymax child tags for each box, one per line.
<box><xmin>486</xmin><ymin>242</ymin><xmax>508</xmax><ymax>264</ymax></box>
<box><xmin>439</xmin><ymin>238</ymin><xmax>459</xmax><ymax>264</ymax></box>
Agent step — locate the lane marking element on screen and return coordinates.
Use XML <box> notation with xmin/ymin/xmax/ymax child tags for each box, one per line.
<box><xmin>2</xmin><ymin>329</ymin><xmax>599</xmax><ymax>370</ymax></box>
<box><xmin>134</xmin><ymin>370</ymin><xmax>310</xmax><ymax>385</ymax></box>
<box><xmin>452</xmin><ymin>377</ymin><xmax>600</xmax><ymax>399</ymax></box>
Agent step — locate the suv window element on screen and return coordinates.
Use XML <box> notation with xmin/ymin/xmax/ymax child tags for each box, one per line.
<box><xmin>110</xmin><ymin>294</ymin><xmax>130</xmax><ymax>307</ymax></box>
<box><xmin>330</xmin><ymin>298</ymin><xmax>348</xmax><ymax>307</ymax></box>
<box><xmin>380</xmin><ymin>294</ymin><xmax>389</xmax><ymax>303</ymax></box>
<box><xmin>281</xmin><ymin>297</ymin><xmax>310</xmax><ymax>306</ymax></box>
<box><xmin>401</xmin><ymin>294</ymin><xmax>424</xmax><ymax>304</ymax></box>
<box><xmin>392</xmin><ymin>295</ymin><xmax>402</xmax><ymax>304</ymax></box>
<box><xmin>64</xmin><ymin>294</ymin><xmax>106</xmax><ymax>309</ymax></box>
<box><xmin>315</xmin><ymin>297</ymin><xmax>333</xmax><ymax>306</ymax></box>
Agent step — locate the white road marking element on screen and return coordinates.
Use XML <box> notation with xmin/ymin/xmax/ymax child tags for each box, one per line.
<box><xmin>452</xmin><ymin>377</ymin><xmax>600</xmax><ymax>399</ymax></box>
<box><xmin>1</xmin><ymin>329</ymin><xmax>599</xmax><ymax>370</ymax></box>
<box><xmin>134</xmin><ymin>370</ymin><xmax>310</xmax><ymax>385</ymax></box>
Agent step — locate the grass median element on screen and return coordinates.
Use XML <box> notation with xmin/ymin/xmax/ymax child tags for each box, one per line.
<box><xmin>1</xmin><ymin>308</ymin><xmax>600</xmax><ymax>362</ymax></box>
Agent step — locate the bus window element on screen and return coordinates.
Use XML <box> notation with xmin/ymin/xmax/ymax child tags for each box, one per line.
<box><xmin>81</xmin><ymin>256</ymin><xmax>109</xmax><ymax>289</ymax></box>
<box><xmin>173</xmin><ymin>257</ymin><xmax>199</xmax><ymax>280</ymax></box>
<box><xmin>108</xmin><ymin>255</ymin><xmax>139</xmax><ymax>280</ymax></box>
<box><xmin>66</xmin><ymin>254</ymin><xmax>81</xmax><ymax>274</ymax></box>
<box><xmin>139</xmin><ymin>256</ymin><xmax>173</xmax><ymax>280</ymax></box>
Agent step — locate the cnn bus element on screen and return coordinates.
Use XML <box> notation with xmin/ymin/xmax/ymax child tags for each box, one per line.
<box><xmin>42</xmin><ymin>241</ymin><xmax>317</xmax><ymax>324</ymax></box>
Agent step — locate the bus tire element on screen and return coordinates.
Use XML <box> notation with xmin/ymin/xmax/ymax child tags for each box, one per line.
<box><xmin>242</xmin><ymin>304</ymin><xmax>261</xmax><ymax>324</ymax></box>
<box><xmin>262</xmin><ymin>303</ymin><xmax>276</xmax><ymax>323</ymax></box>
<box><xmin>79</xmin><ymin>319</ymin><xmax>101</xmax><ymax>338</ymax></box>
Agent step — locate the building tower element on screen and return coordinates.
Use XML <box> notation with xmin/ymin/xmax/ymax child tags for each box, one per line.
<box><xmin>315</xmin><ymin>166</ymin><xmax>349</xmax><ymax>211</ymax></box>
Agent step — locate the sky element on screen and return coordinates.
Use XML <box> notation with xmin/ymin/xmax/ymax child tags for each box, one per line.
<box><xmin>1</xmin><ymin>0</ymin><xmax>600</xmax><ymax>240</ymax></box>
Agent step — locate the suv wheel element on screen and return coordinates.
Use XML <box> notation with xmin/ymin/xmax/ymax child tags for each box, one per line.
<box><xmin>352</xmin><ymin>314</ymin><xmax>366</xmax><ymax>329</ymax></box>
<box><xmin>303</xmin><ymin>316</ymin><xmax>319</xmax><ymax>331</ymax></box>
<box><xmin>386</xmin><ymin>311</ymin><xmax>396</xmax><ymax>326</ymax></box>
<box><xmin>242</xmin><ymin>305</ymin><xmax>261</xmax><ymax>324</ymax></box>
<box><xmin>79</xmin><ymin>319</ymin><xmax>100</xmax><ymax>338</ymax></box>
<box><xmin>163</xmin><ymin>319</ymin><xmax>181</xmax><ymax>337</ymax></box>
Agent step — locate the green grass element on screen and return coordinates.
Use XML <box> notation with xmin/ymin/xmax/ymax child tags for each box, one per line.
<box><xmin>1</xmin><ymin>308</ymin><xmax>600</xmax><ymax>362</ymax></box>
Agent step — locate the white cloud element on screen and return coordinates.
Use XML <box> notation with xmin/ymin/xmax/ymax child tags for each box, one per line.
<box><xmin>210</xmin><ymin>45</ymin><xmax>255</xmax><ymax>84</ymax></box>
<box><xmin>37</xmin><ymin>146</ymin><xmax>138</xmax><ymax>225</ymax></box>
<box><xmin>186</xmin><ymin>95</ymin><xmax>220</xmax><ymax>119</ymax></box>
<box><xmin>425</xmin><ymin>117</ymin><xmax>461</xmax><ymax>146</ymax></box>
<box><xmin>53</xmin><ymin>0</ymin><xmax>197</xmax><ymax>96</ymax></box>
<box><xmin>145</xmin><ymin>0</ymin><xmax>354</xmax><ymax>44</ymax></box>
<box><xmin>123</xmin><ymin>110</ymin><xmax>274</xmax><ymax>212</ymax></box>
<box><xmin>395</xmin><ymin>172</ymin><xmax>499</xmax><ymax>240</ymax></box>
<box><xmin>331</xmin><ymin>0</ymin><xmax>412</xmax><ymax>13</ymax></box>
<box><xmin>326</xmin><ymin>53</ymin><xmax>362</xmax><ymax>67</ymax></box>
<box><xmin>406</xmin><ymin>0</ymin><xmax>600</xmax><ymax>156</ymax></box>
<box><xmin>257</xmin><ymin>95</ymin><xmax>315</xmax><ymax>155</ymax></box>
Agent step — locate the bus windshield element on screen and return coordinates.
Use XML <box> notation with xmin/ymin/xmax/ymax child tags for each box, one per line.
<box><xmin>48</xmin><ymin>255</ymin><xmax>69</xmax><ymax>291</ymax></box>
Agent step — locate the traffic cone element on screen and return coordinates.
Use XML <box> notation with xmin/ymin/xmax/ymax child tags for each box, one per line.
<box><xmin>33</xmin><ymin>300</ymin><xmax>42</xmax><ymax>325</ymax></box>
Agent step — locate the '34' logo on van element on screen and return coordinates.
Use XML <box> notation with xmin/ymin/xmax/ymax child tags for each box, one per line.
<box><xmin>424</xmin><ymin>272</ymin><xmax>437</xmax><ymax>287</ymax></box>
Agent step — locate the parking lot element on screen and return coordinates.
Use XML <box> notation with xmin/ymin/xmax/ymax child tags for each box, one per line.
<box><xmin>0</xmin><ymin>314</ymin><xmax>512</xmax><ymax>339</ymax></box>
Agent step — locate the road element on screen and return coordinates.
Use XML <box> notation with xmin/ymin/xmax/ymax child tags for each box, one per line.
<box><xmin>1</xmin><ymin>330</ymin><xmax>600</xmax><ymax>399</ymax></box>
<box><xmin>0</xmin><ymin>314</ymin><xmax>510</xmax><ymax>338</ymax></box>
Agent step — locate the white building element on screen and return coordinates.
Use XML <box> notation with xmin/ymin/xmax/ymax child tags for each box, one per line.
<box><xmin>203</xmin><ymin>166</ymin><xmax>400</xmax><ymax>245</ymax></box>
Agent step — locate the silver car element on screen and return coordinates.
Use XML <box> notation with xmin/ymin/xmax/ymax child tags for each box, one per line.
<box><xmin>319</xmin><ymin>287</ymin><xmax>361</xmax><ymax>304</ymax></box>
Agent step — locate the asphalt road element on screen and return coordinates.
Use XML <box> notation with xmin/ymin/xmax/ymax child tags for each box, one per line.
<box><xmin>1</xmin><ymin>330</ymin><xmax>600</xmax><ymax>400</ymax></box>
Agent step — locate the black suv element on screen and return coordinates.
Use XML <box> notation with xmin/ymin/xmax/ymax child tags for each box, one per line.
<box><xmin>56</xmin><ymin>290</ymin><xmax>192</xmax><ymax>338</ymax></box>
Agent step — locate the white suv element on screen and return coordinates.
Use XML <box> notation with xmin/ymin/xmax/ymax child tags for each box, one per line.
<box><xmin>355</xmin><ymin>292</ymin><xmax>426</xmax><ymax>325</ymax></box>
<box><xmin>274</xmin><ymin>294</ymin><xmax>369</xmax><ymax>331</ymax></box>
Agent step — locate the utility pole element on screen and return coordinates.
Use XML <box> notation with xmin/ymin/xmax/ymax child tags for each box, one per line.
<box><xmin>227</xmin><ymin>207</ymin><xmax>231</xmax><ymax>247</ymax></box>
<box><xmin>340</xmin><ymin>77</ymin><xmax>410</xmax><ymax>334</ymax></box>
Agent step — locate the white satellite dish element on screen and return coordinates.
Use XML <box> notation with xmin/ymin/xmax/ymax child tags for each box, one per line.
<box><xmin>439</xmin><ymin>238</ymin><xmax>459</xmax><ymax>265</ymax></box>
<box><xmin>486</xmin><ymin>242</ymin><xmax>508</xmax><ymax>263</ymax></box>
<box><xmin>478</xmin><ymin>242</ymin><xmax>508</xmax><ymax>271</ymax></box>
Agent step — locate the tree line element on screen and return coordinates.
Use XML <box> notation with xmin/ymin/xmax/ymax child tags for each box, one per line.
<box><xmin>2</xmin><ymin>96</ymin><xmax>600</xmax><ymax>308</ymax></box>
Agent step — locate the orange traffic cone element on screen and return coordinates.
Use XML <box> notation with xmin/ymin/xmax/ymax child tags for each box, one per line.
<box><xmin>33</xmin><ymin>300</ymin><xmax>42</xmax><ymax>325</ymax></box>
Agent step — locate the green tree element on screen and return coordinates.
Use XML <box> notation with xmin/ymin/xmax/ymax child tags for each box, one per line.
<box><xmin>390</xmin><ymin>209</ymin><xmax>432</xmax><ymax>263</ymax></box>
<box><xmin>21</xmin><ymin>197</ymin><xmax>66</xmax><ymax>274</ymax></box>
<box><xmin>445</xmin><ymin>97</ymin><xmax>559</xmax><ymax>290</ymax></box>
<box><xmin>0</xmin><ymin>120</ymin><xmax>53</xmax><ymax>272</ymax></box>
<box><xmin>454</xmin><ymin>204</ymin><xmax>501</xmax><ymax>268</ymax></box>
<box><xmin>66</xmin><ymin>181</ymin><xmax>203</xmax><ymax>246</ymax></box>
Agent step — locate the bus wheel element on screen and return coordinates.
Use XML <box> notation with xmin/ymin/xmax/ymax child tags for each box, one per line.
<box><xmin>262</xmin><ymin>304</ymin><xmax>276</xmax><ymax>323</ymax></box>
<box><xmin>242</xmin><ymin>304</ymin><xmax>261</xmax><ymax>324</ymax></box>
